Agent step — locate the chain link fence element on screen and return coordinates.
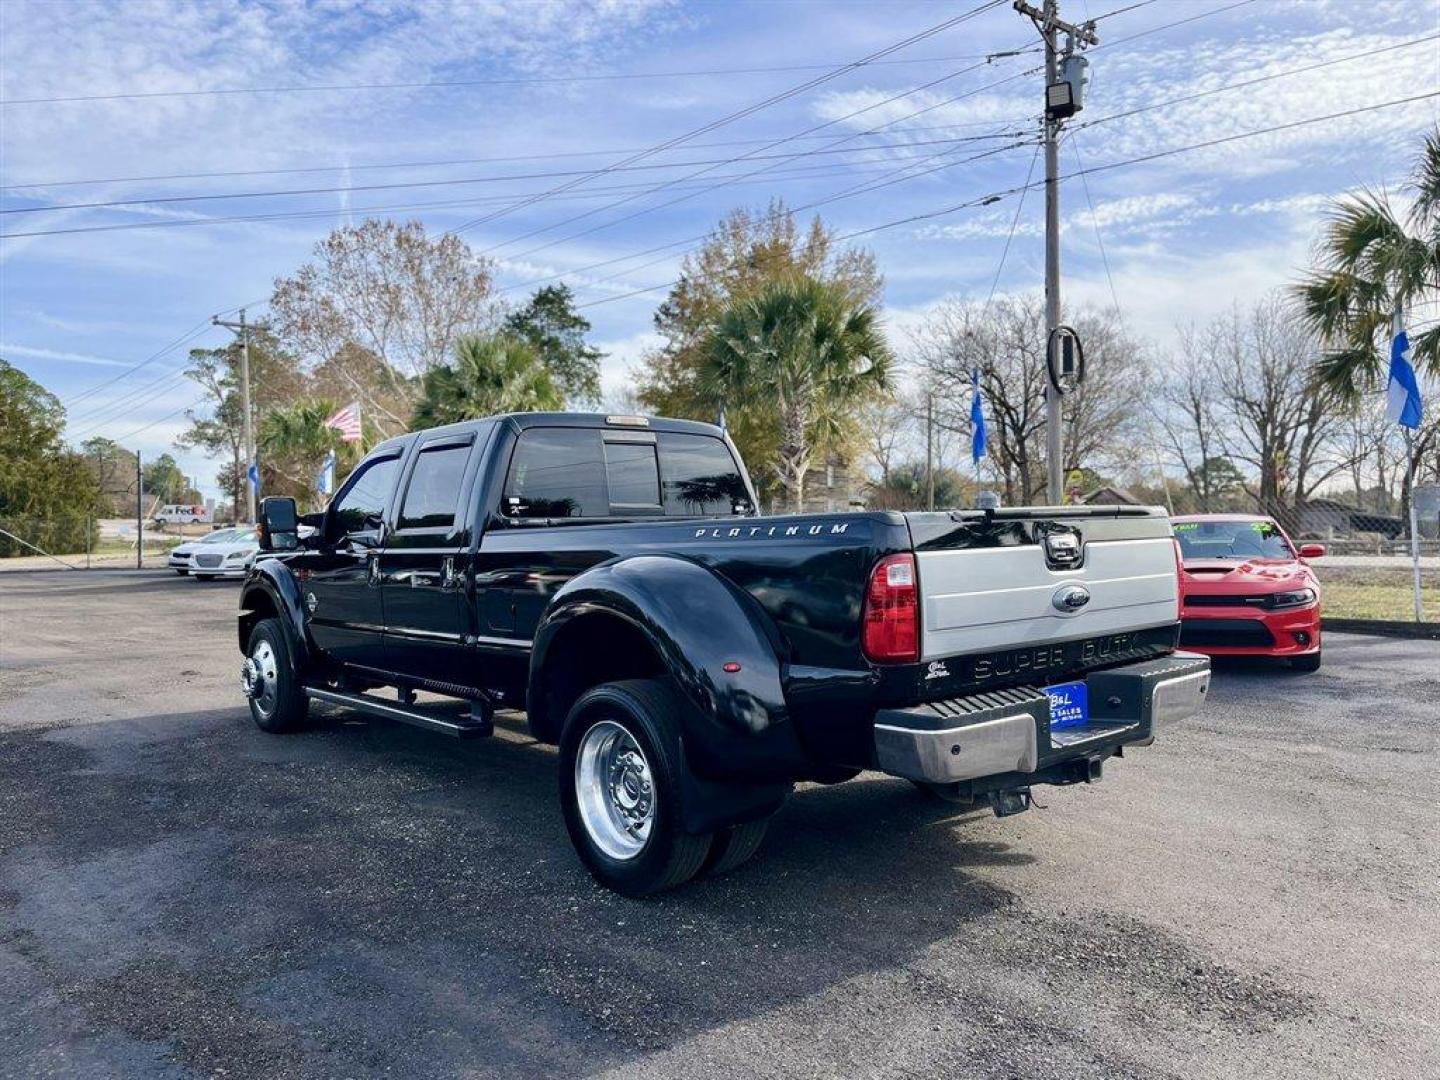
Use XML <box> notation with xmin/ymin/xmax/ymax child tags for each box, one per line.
<box><xmin>0</xmin><ymin>517</ymin><xmax>184</xmax><ymax>570</ymax></box>
<box><xmin>1246</xmin><ymin>499</ymin><xmax>1437</xmax><ymax>626</ymax></box>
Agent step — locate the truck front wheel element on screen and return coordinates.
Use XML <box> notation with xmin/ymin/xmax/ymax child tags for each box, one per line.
<box><xmin>243</xmin><ymin>617</ymin><xmax>309</xmax><ymax>733</ymax></box>
<box><xmin>559</xmin><ymin>679</ymin><xmax>712</xmax><ymax>896</ymax></box>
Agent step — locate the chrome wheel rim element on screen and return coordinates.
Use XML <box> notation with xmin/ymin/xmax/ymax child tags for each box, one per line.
<box><xmin>575</xmin><ymin>719</ymin><xmax>654</xmax><ymax>861</ymax></box>
<box><xmin>242</xmin><ymin>639</ymin><xmax>279</xmax><ymax>718</ymax></box>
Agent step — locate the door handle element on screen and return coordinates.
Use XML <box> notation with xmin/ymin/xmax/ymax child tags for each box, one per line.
<box><xmin>367</xmin><ymin>553</ymin><xmax>381</xmax><ymax>587</ymax></box>
<box><xmin>441</xmin><ymin>555</ymin><xmax>461</xmax><ymax>591</ymax></box>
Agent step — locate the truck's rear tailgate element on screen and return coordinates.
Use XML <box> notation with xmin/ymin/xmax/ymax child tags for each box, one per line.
<box><xmin>906</xmin><ymin>506</ymin><xmax>1178</xmax><ymax>661</ymax></box>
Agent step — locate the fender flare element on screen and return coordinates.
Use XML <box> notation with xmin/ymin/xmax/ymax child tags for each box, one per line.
<box><xmin>528</xmin><ymin>555</ymin><xmax>803</xmax><ymax>779</ymax></box>
<box><xmin>237</xmin><ymin>561</ymin><xmax>311</xmax><ymax>674</ymax></box>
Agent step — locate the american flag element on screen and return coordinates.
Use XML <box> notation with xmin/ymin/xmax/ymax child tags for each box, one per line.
<box><xmin>324</xmin><ymin>402</ymin><xmax>362</xmax><ymax>443</ymax></box>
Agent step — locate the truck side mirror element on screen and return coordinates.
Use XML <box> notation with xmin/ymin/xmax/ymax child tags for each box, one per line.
<box><xmin>258</xmin><ymin>496</ymin><xmax>300</xmax><ymax>552</ymax></box>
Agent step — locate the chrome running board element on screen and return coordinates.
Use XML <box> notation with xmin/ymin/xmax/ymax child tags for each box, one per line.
<box><xmin>304</xmin><ymin>686</ymin><xmax>493</xmax><ymax>739</ymax></box>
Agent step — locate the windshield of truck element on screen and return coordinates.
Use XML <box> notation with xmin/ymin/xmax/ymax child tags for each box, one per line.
<box><xmin>1174</xmin><ymin>519</ymin><xmax>1293</xmax><ymax>560</ymax></box>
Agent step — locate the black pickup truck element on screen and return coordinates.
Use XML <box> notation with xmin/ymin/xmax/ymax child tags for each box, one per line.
<box><xmin>238</xmin><ymin>412</ymin><xmax>1210</xmax><ymax>895</ymax></box>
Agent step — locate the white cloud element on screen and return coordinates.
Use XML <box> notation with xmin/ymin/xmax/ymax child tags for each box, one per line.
<box><xmin>593</xmin><ymin>329</ymin><xmax>663</xmax><ymax>401</ymax></box>
<box><xmin>0</xmin><ymin>342</ymin><xmax>133</xmax><ymax>367</ymax></box>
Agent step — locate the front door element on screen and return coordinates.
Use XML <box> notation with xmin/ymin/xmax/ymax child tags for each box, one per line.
<box><xmin>304</xmin><ymin>451</ymin><xmax>402</xmax><ymax>668</ymax></box>
<box><xmin>378</xmin><ymin>433</ymin><xmax>480</xmax><ymax>687</ymax></box>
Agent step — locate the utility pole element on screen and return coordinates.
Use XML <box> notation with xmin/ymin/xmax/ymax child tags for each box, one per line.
<box><xmin>135</xmin><ymin>451</ymin><xmax>143</xmax><ymax>570</ymax></box>
<box><xmin>925</xmin><ymin>392</ymin><xmax>936</xmax><ymax>511</ymax></box>
<box><xmin>213</xmin><ymin>309</ymin><xmax>257</xmax><ymax>523</ymax></box>
<box><xmin>1014</xmin><ymin>0</ymin><xmax>1097</xmax><ymax>504</ymax></box>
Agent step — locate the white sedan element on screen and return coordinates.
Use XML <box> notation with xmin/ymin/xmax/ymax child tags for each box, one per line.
<box><xmin>177</xmin><ymin>528</ymin><xmax>261</xmax><ymax>580</ymax></box>
<box><xmin>170</xmin><ymin>527</ymin><xmax>241</xmax><ymax>574</ymax></box>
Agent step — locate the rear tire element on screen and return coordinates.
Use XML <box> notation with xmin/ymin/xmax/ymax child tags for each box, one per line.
<box><xmin>1291</xmin><ymin>650</ymin><xmax>1322</xmax><ymax>672</ymax></box>
<box><xmin>559</xmin><ymin>679</ymin><xmax>712</xmax><ymax>897</ymax></box>
<box><xmin>243</xmin><ymin>618</ymin><xmax>309</xmax><ymax>733</ymax></box>
<box><xmin>701</xmin><ymin>818</ymin><xmax>770</xmax><ymax>877</ymax></box>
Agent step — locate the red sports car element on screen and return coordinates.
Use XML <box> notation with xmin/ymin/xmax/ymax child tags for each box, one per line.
<box><xmin>1172</xmin><ymin>514</ymin><xmax>1325</xmax><ymax>671</ymax></box>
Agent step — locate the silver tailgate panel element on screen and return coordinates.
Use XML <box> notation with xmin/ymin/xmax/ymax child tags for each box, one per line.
<box><xmin>917</xmin><ymin>537</ymin><xmax>1178</xmax><ymax>660</ymax></box>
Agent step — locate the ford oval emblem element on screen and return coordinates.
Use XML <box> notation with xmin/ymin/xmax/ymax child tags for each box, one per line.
<box><xmin>1052</xmin><ymin>583</ymin><xmax>1091</xmax><ymax>613</ymax></box>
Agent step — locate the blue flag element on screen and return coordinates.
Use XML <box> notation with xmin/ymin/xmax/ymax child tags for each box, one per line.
<box><xmin>316</xmin><ymin>450</ymin><xmax>336</xmax><ymax>498</ymax></box>
<box><xmin>246</xmin><ymin>462</ymin><xmax>260</xmax><ymax>494</ymax></box>
<box><xmin>970</xmin><ymin>368</ymin><xmax>987</xmax><ymax>464</ymax></box>
<box><xmin>1386</xmin><ymin>327</ymin><xmax>1422</xmax><ymax>430</ymax></box>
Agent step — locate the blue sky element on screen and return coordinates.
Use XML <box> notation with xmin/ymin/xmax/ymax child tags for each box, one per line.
<box><xmin>2</xmin><ymin>0</ymin><xmax>1437</xmax><ymax>499</ymax></box>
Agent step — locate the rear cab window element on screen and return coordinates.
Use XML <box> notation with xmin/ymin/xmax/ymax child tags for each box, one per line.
<box><xmin>658</xmin><ymin>432</ymin><xmax>750</xmax><ymax>516</ymax></box>
<box><xmin>502</xmin><ymin>426</ymin><xmax>748</xmax><ymax>522</ymax></box>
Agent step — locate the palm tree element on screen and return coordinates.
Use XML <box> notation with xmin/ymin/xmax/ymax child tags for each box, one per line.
<box><xmin>411</xmin><ymin>333</ymin><xmax>563</xmax><ymax>429</ymax></box>
<box><xmin>701</xmin><ymin>274</ymin><xmax>892</xmax><ymax>511</ymax></box>
<box><xmin>1296</xmin><ymin>128</ymin><xmax>1440</xmax><ymax>398</ymax></box>
<box><xmin>258</xmin><ymin>399</ymin><xmax>360</xmax><ymax>507</ymax></box>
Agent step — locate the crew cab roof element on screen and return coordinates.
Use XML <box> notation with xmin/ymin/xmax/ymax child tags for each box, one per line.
<box><xmin>368</xmin><ymin>412</ymin><xmax>725</xmax><ymax>456</ymax></box>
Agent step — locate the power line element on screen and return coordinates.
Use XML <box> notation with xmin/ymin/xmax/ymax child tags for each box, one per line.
<box><xmin>0</xmin><ymin>49</ymin><xmax>1039</xmax><ymax>107</ymax></box>
<box><xmin>1089</xmin><ymin>0</ymin><xmax>1256</xmax><ymax>54</ymax></box>
<box><xmin>478</xmin><ymin>0</ymin><xmax>1304</xmax><ymax>298</ymax></box>
<box><xmin>67</xmin><ymin>366</ymin><xmax>197</xmax><ymax>433</ymax></box>
<box><xmin>102</xmin><ymin>398</ymin><xmax>210</xmax><ymax>446</ymax></box>
<box><xmin>466</xmin><ymin>0</ymin><xmax>1260</xmax><ymax>271</ymax></box>
<box><xmin>442</xmin><ymin>1</ymin><xmax>1010</xmax><ymax>238</ymax></box>
<box><xmin>60</xmin><ymin>320</ymin><xmax>213</xmax><ymax>410</ymax></box>
<box><xmin>1074</xmin><ymin>31</ymin><xmax>1440</xmax><ymax>136</ymax></box>
<box><xmin>1</xmin><ymin>137</ymin><xmax>1029</xmax><ymax>241</ymax></box>
<box><xmin>985</xmin><ymin>141</ymin><xmax>1043</xmax><ymax>307</ymax></box>
<box><xmin>573</xmin><ymin>90</ymin><xmax>1440</xmax><ymax>310</ymax></box>
<box><xmin>483</xmin><ymin>60</ymin><xmax>1042</xmax><ymax>260</ymax></box>
<box><xmin>0</xmin><ymin>117</ymin><xmax>1032</xmax><ymax>192</ymax></box>
<box><xmin>539</xmin><ymin>137</ymin><xmax>1036</xmax><ymax>300</ymax></box>
<box><xmin>1066</xmin><ymin>131</ymin><xmax>1121</xmax><ymax>315</ymax></box>
<box><xmin>21</xmin><ymin>16</ymin><xmax>1416</xmax><ymax>226</ymax></box>
<box><xmin>0</xmin><ymin>133</ymin><xmax>1023</xmax><ymax>218</ymax></box>
<box><xmin>61</xmin><ymin>295</ymin><xmax>254</xmax><ymax>415</ymax></box>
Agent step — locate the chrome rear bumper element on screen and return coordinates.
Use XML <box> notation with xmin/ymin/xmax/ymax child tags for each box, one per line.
<box><xmin>873</xmin><ymin>652</ymin><xmax>1210</xmax><ymax>785</ymax></box>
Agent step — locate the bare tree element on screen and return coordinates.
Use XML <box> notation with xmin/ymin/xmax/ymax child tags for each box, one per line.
<box><xmin>1153</xmin><ymin>340</ymin><xmax>1228</xmax><ymax>510</ymax></box>
<box><xmin>270</xmin><ymin>219</ymin><xmax>500</xmax><ymax>401</ymax></box>
<box><xmin>859</xmin><ymin>391</ymin><xmax>921</xmax><ymax>485</ymax></box>
<box><xmin>1204</xmin><ymin>296</ymin><xmax>1353</xmax><ymax>513</ymax></box>
<box><xmin>913</xmin><ymin>295</ymin><xmax>1145</xmax><ymax>504</ymax></box>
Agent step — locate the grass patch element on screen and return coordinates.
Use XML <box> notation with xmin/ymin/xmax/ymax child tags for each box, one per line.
<box><xmin>1315</xmin><ymin>565</ymin><xmax>1439</xmax><ymax>622</ymax></box>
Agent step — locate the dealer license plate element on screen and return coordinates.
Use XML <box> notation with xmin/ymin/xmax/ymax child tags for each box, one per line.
<box><xmin>1045</xmin><ymin>680</ymin><xmax>1089</xmax><ymax>729</ymax></box>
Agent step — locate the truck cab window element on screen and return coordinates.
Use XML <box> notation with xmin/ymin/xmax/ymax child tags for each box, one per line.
<box><xmin>658</xmin><ymin>433</ymin><xmax>749</xmax><ymax>516</ymax></box>
<box><xmin>398</xmin><ymin>444</ymin><xmax>470</xmax><ymax>530</ymax></box>
<box><xmin>331</xmin><ymin>455</ymin><xmax>400</xmax><ymax>536</ymax></box>
<box><xmin>603</xmin><ymin>440</ymin><xmax>662</xmax><ymax>512</ymax></box>
<box><xmin>504</xmin><ymin>429</ymin><xmax>607</xmax><ymax>519</ymax></box>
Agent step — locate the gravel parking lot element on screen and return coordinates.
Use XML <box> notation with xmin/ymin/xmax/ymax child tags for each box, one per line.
<box><xmin>1</xmin><ymin>571</ymin><xmax>1437</xmax><ymax>1079</ymax></box>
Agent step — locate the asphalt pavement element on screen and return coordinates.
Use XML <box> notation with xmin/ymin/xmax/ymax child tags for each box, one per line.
<box><xmin>1</xmin><ymin>571</ymin><xmax>1436</xmax><ymax>1079</ymax></box>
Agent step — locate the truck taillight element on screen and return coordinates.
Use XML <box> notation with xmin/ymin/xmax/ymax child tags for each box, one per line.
<box><xmin>862</xmin><ymin>553</ymin><xmax>919</xmax><ymax>663</ymax></box>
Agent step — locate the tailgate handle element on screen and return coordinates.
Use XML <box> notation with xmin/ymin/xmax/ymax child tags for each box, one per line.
<box><xmin>1041</xmin><ymin>527</ymin><xmax>1084</xmax><ymax>570</ymax></box>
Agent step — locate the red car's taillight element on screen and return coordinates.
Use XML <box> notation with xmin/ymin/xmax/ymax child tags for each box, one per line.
<box><xmin>862</xmin><ymin>553</ymin><xmax>919</xmax><ymax>663</ymax></box>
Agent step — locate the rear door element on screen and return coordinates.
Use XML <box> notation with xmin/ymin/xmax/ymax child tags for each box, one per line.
<box><xmin>378</xmin><ymin>431</ymin><xmax>483</xmax><ymax>687</ymax></box>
